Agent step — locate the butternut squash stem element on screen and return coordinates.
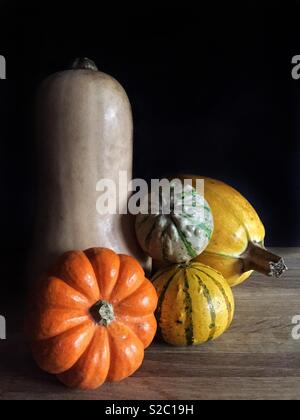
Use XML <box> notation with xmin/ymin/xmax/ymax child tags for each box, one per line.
<box><xmin>241</xmin><ymin>242</ymin><xmax>287</xmax><ymax>278</ymax></box>
<box><xmin>71</xmin><ymin>57</ymin><xmax>98</xmax><ymax>71</ymax></box>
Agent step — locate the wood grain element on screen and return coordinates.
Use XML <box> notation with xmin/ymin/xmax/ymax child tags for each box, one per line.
<box><xmin>0</xmin><ymin>248</ymin><xmax>299</xmax><ymax>400</ymax></box>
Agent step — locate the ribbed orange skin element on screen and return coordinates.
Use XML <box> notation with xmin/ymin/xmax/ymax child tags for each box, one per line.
<box><xmin>28</xmin><ymin>248</ymin><xmax>158</xmax><ymax>390</ymax></box>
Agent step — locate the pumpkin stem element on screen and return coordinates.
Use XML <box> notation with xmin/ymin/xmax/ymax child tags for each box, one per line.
<box><xmin>241</xmin><ymin>242</ymin><xmax>287</xmax><ymax>278</ymax></box>
<box><xmin>71</xmin><ymin>57</ymin><xmax>98</xmax><ymax>71</ymax></box>
<box><xmin>90</xmin><ymin>300</ymin><xmax>115</xmax><ymax>326</ymax></box>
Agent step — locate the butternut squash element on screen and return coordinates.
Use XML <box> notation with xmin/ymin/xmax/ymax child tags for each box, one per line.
<box><xmin>30</xmin><ymin>58</ymin><xmax>148</xmax><ymax>282</ymax></box>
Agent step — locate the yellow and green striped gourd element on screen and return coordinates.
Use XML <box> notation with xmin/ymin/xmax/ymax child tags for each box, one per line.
<box><xmin>152</xmin><ymin>262</ymin><xmax>234</xmax><ymax>346</ymax></box>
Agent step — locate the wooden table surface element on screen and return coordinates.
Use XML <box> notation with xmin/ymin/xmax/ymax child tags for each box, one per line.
<box><xmin>0</xmin><ymin>248</ymin><xmax>299</xmax><ymax>400</ymax></box>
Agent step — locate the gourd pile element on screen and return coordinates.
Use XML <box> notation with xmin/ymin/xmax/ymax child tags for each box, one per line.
<box><xmin>27</xmin><ymin>58</ymin><xmax>287</xmax><ymax>390</ymax></box>
<box><xmin>135</xmin><ymin>177</ymin><xmax>287</xmax><ymax>346</ymax></box>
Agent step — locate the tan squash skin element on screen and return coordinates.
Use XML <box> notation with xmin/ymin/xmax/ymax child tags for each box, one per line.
<box><xmin>30</xmin><ymin>58</ymin><xmax>148</xmax><ymax>282</ymax></box>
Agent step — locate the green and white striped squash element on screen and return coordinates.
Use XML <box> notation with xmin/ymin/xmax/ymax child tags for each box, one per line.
<box><xmin>135</xmin><ymin>180</ymin><xmax>214</xmax><ymax>263</ymax></box>
<box><xmin>152</xmin><ymin>262</ymin><xmax>235</xmax><ymax>346</ymax></box>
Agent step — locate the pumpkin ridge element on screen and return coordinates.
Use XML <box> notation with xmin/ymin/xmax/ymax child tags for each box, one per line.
<box><xmin>110</xmin><ymin>318</ymin><xmax>144</xmax><ymax>346</ymax></box>
<box><xmin>106</xmin><ymin>321</ymin><xmax>144</xmax><ymax>381</ymax></box>
<box><xmin>109</xmin><ymin>255</ymin><xmax>145</xmax><ymax>305</ymax></box>
<box><xmin>115</xmin><ymin>313</ymin><xmax>155</xmax><ymax>322</ymax></box>
<box><xmin>44</xmin><ymin>298</ymin><xmax>89</xmax><ymax>311</ymax></box>
<box><xmin>114</xmin><ymin>313</ymin><xmax>157</xmax><ymax>349</ymax></box>
<box><xmin>58</xmin><ymin>327</ymin><xmax>110</xmax><ymax>390</ymax></box>
<box><xmin>84</xmin><ymin>248</ymin><xmax>122</xmax><ymax>300</ymax></box>
<box><xmin>114</xmin><ymin>279</ymin><xmax>158</xmax><ymax>316</ymax></box>
<box><xmin>34</xmin><ymin>319</ymin><xmax>95</xmax><ymax>342</ymax></box>
<box><xmin>32</xmin><ymin>320</ymin><xmax>96</xmax><ymax>374</ymax></box>
<box><xmin>54</xmin><ymin>251</ymin><xmax>100</xmax><ymax>302</ymax></box>
<box><xmin>40</xmin><ymin>276</ymin><xmax>91</xmax><ymax>310</ymax></box>
<box><xmin>192</xmin><ymin>272</ymin><xmax>216</xmax><ymax>341</ymax></box>
<box><xmin>30</xmin><ymin>311</ymin><xmax>90</xmax><ymax>342</ymax></box>
<box><xmin>192</xmin><ymin>266</ymin><xmax>233</xmax><ymax>329</ymax></box>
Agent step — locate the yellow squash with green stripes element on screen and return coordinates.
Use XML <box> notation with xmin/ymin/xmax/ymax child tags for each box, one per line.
<box><xmin>178</xmin><ymin>175</ymin><xmax>287</xmax><ymax>287</ymax></box>
<box><xmin>152</xmin><ymin>262</ymin><xmax>235</xmax><ymax>346</ymax></box>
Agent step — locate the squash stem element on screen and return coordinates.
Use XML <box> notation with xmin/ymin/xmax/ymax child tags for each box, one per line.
<box><xmin>90</xmin><ymin>300</ymin><xmax>115</xmax><ymax>326</ymax></box>
<box><xmin>71</xmin><ymin>57</ymin><xmax>98</xmax><ymax>71</ymax></box>
<box><xmin>241</xmin><ymin>242</ymin><xmax>287</xmax><ymax>278</ymax></box>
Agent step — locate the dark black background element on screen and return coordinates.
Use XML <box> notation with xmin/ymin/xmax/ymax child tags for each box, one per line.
<box><xmin>0</xmin><ymin>2</ymin><xmax>299</xmax><ymax>293</ymax></box>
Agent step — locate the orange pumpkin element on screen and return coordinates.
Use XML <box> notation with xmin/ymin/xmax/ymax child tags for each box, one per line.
<box><xmin>28</xmin><ymin>248</ymin><xmax>158</xmax><ymax>390</ymax></box>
